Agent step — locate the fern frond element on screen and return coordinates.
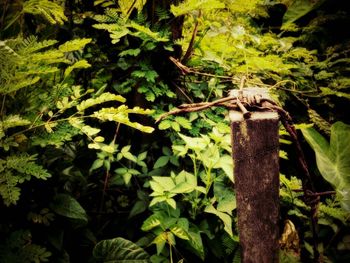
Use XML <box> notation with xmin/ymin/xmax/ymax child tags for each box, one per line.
<box><xmin>18</xmin><ymin>36</ymin><xmax>58</xmax><ymax>55</ymax></box>
<box><xmin>155</xmin><ymin>6</ymin><xmax>170</xmax><ymax>21</ymax></box>
<box><xmin>0</xmin><ymin>170</ymin><xmax>21</xmax><ymax>206</ymax></box>
<box><xmin>31</xmin><ymin>122</ymin><xmax>80</xmax><ymax>147</ymax></box>
<box><xmin>76</xmin><ymin>92</ymin><xmax>126</xmax><ymax>112</ymax></box>
<box><xmin>22</xmin><ymin>0</ymin><xmax>67</xmax><ymax>25</ymax></box>
<box><xmin>0</xmin><ymin>230</ymin><xmax>51</xmax><ymax>262</ymax></box>
<box><xmin>129</xmin><ymin>21</ymin><xmax>169</xmax><ymax>42</ymax></box>
<box><xmin>221</xmin><ymin>233</ymin><xmax>237</xmax><ymax>255</ymax></box>
<box><xmin>319</xmin><ymin>203</ymin><xmax>349</xmax><ymax>224</ymax></box>
<box><xmin>94</xmin><ymin>0</ymin><xmax>116</xmax><ymax>8</ymax></box>
<box><xmin>64</xmin><ymin>59</ymin><xmax>91</xmax><ymax>77</ymax></box>
<box><xmin>118</xmin><ymin>0</ymin><xmax>146</xmax><ymax>18</ymax></box>
<box><xmin>0</xmin><ymin>41</ymin><xmax>20</xmax><ymax>58</ymax></box>
<box><xmin>58</xmin><ymin>38</ymin><xmax>92</xmax><ymax>53</ymax></box>
<box><xmin>308</xmin><ymin>108</ymin><xmax>331</xmax><ymax>136</ymax></box>
<box><xmin>170</xmin><ymin>0</ymin><xmax>225</xmax><ymax>17</ymax></box>
<box><xmin>5</xmin><ymin>154</ymin><xmax>51</xmax><ymax>180</ymax></box>
<box><xmin>27</xmin><ymin>208</ymin><xmax>55</xmax><ymax>226</ymax></box>
<box><xmin>0</xmin><ymin>154</ymin><xmax>50</xmax><ymax>206</ymax></box>
<box><xmin>91</xmin><ymin>106</ymin><xmax>154</xmax><ymax>133</ymax></box>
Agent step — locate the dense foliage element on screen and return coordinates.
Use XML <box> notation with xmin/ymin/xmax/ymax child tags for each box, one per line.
<box><xmin>0</xmin><ymin>0</ymin><xmax>349</xmax><ymax>262</ymax></box>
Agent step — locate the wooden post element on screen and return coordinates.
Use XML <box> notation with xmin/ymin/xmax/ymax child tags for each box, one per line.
<box><xmin>230</xmin><ymin>89</ymin><xmax>280</xmax><ymax>263</ymax></box>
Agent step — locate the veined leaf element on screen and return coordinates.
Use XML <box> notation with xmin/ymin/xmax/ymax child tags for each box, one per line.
<box><xmin>170</xmin><ymin>226</ymin><xmax>190</xmax><ymax>240</ymax></box>
<box><xmin>301</xmin><ymin>122</ymin><xmax>350</xmax><ymax>211</ymax></box>
<box><xmin>141</xmin><ymin>214</ymin><xmax>162</xmax><ymax>231</ymax></box>
<box><xmin>153</xmin><ymin>156</ymin><xmax>170</xmax><ymax>169</ymax></box>
<box><xmin>50</xmin><ymin>194</ymin><xmax>88</xmax><ymax>224</ymax></box>
<box><xmin>93</xmin><ymin>237</ymin><xmax>149</xmax><ymax>262</ymax></box>
<box><xmin>205</xmin><ymin>204</ymin><xmax>233</xmax><ymax>237</ymax></box>
<box><xmin>282</xmin><ymin>0</ymin><xmax>326</xmax><ymax>29</ymax></box>
<box><xmin>150</xmin><ymin>176</ymin><xmax>176</xmax><ymax>191</ymax></box>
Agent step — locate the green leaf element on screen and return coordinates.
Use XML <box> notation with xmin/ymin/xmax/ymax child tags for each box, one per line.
<box><xmin>178</xmin><ymin>133</ymin><xmax>208</xmax><ymax>150</ymax></box>
<box><xmin>153</xmin><ymin>156</ymin><xmax>170</xmax><ymax>169</ymax></box>
<box><xmin>58</xmin><ymin>38</ymin><xmax>92</xmax><ymax>52</ymax></box>
<box><xmin>151</xmin><ymin>176</ymin><xmax>176</xmax><ymax>191</ymax></box>
<box><xmin>129</xmin><ymin>200</ymin><xmax>147</xmax><ymax>218</ymax></box>
<box><xmin>152</xmin><ymin>232</ymin><xmax>167</xmax><ymax>255</ymax></box>
<box><xmin>90</xmin><ymin>159</ymin><xmax>104</xmax><ymax>172</ymax></box>
<box><xmin>64</xmin><ymin>59</ymin><xmax>91</xmax><ymax>77</ymax></box>
<box><xmin>171</xmin><ymin>0</ymin><xmax>225</xmax><ymax>17</ymax></box>
<box><xmin>205</xmin><ymin>204</ymin><xmax>233</xmax><ymax>237</ymax></box>
<box><xmin>166</xmin><ymin>198</ymin><xmax>177</xmax><ymax>209</ymax></box>
<box><xmin>93</xmin><ymin>237</ymin><xmax>150</xmax><ymax>262</ymax></box>
<box><xmin>170</xmin><ymin>226</ymin><xmax>190</xmax><ymax>240</ymax></box>
<box><xmin>320</xmin><ymin>87</ymin><xmax>350</xmax><ymax>100</ymax></box>
<box><xmin>50</xmin><ymin>194</ymin><xmax>88</xmax><ymax>224</ymax></box>
<box><xmin>282</xmin><ymin>0</ymin><xmax>326</xmax><ymax>29</ymax></box>
<box><xmin>301</xmin><ymin>122</ymin><xmax>350</xmax><ymax>211</ymax></box>
<box><xmin>175</xmin><ymin>116</ymin><xmax>192</xmax><ymax>129</ymax></box>
<box><xmin>141</xmin><ymin>214</ymin><xmax>162</xmax><ymax>231</ymax></box>
<box><xmin>77</xmin><ymin>92</ymin><xmax>126</xmax><ymax>112</ymax></box>
<box><xmin>119</xmin><ymin>48</ymin><xmax>141</xmax><ymax>57</ymax></box>
<box><xmin>158</xmin><ymin>120</ymin><xmax>172</xmax><ymax>130</ymax></box>
<box><xmin>214</xmin><ymin>155</ymin><xmax>234</xmax><ymax>183</ymax></box>
<box><xmin>118</xmin><ymin>0</ymin><xmax>146</xmax><ymax>18</ymax></box>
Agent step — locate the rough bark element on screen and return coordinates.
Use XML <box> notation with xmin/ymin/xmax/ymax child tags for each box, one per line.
<box><xmin>230</xmin><ymin>111</ymin><xmax>280</xmax><ymax>263</ymax></box>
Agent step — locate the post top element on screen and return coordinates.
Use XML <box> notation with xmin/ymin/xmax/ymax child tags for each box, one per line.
<box><xmin>230</xmin><ymin>110</ymin><xmax>279</xmax><ymax>122</ymax></box>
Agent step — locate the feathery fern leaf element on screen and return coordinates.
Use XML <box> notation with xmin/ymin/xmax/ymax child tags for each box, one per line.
<box><xmin>22</xmin><ymin>0</ymin><xmax>67</xmax><ymax>25</ymax></box>
<box><xmin>0</xmin><ymin>154</ymin><xmax>51</xmax><ymax>206</ymax></box>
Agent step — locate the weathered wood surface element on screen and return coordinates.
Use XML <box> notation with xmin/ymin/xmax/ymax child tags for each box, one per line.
<box><xmin>230</xmin><ymin>111</ymin><xmax>280</xmax><ymax>263</ymax></box>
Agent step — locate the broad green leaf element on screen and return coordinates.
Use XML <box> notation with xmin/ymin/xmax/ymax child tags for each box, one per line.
<box><xmin>214</xmin><ymin>155</ymin><xmax>234</xmax><ymax>182</ymax></box>
<box><xmin>141</xmin><ymin>214</ymin><xmax>162</xmax><ymax>231</ymax></box>
<box><xmin>202</xmin><ymin>145</ymin><xmax>220</xmax><ymax>168</ymax></box>
<box><xmin>187</xmin><ymin>227</ymin><xmax>205</xmax><ymax>260</ymax></box>
<box><xmin>162</xmin><ymin>147</ymin><xmax>172</xmax><ymax>156</ymax></box>
<box><xmin>93</xmin><ymin>237</ymin><xmax>149</xmax><ymax>262</ymax></box>
<box><xmin>217</xmin><ymin>194</ymin><xmax>236</xmax><ymax>214</ymax></box>
<box><xmin>152</xmin><ymin>232</ymin><xmax>167</xmax><ymax>255</ymax></box>
<box><xmin>50</xmin><ymin>194</ymin><xmax>88</xmax><ymax>224</ymax></box>
<box><xmin>171</xmin><ymin>121</ymin><xmax>180</xmax><ymax>132</ymax></box>
<box><xmin>153</xmin><ymin>156</ymin><xmax>170</xmax><ymax>169</ymax></box>
<box><xmin>172</xmin><ymin>145</ymin><xmax>188</xmax><ymax>156</ymax></box>
<box><xmin>178</xmin><ymin>134</ymin><xmax>208</xmax><ymax>151</ymax></box>
<box><xmin>301</xmin><ymin>122</ymin><xmax>350</xmax><ymax>211</ymax></box>
<box><xmin>282</xmin><ymin>0</ymin><xmax>326</xmax><ymax>30</ymax></box>
<box><xmin>158</xmin><ymin>120</ymin><xmax>172</xmax><ymax>130</ymax></box>
<box><xmin>170</xmin><ymin>226</ymin><xmax>190</xmax><ymax>240</ymax></box>
<box><xmin>205</xmin><ymin>204</ymin><xmax>233</xmax><ymax>237</ymax></box>
<box><xmin>149</xmin><ymin>196</ymin><xmax>167</xmax><ymax>206</ymax></box>
<box><xmin>129</xmin><ymin>200</ymin><xmax>147</xmax><ymax>218</ymax></box>
<box><xmin>151</xmin><ymin>176</ymin><xmax>176</xmax><ymax>191</ymax></box>
<box><xmin>171</xmin><ymin>182</ymin><xmax>195</xmax><ymax>194</ymax></box>
<box><xmin>175</xmin><ymin>116</ymin><xmax>192</xmax><ymax>129</ymax></box>
<box><xmin>166</xmin><ymin>198</ymin><xmax>177</xmax><ymax>209</ymax></box>
<box><xmin>90</xmin><ymin>159</ymin><xmax>104</xmax><ymax>171</ymax></box>
<box><xmin>122</xmin><ymin>173</ymin><xmax>132</xmax><ymax>185</ymax></box>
